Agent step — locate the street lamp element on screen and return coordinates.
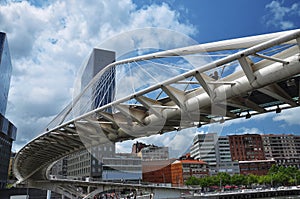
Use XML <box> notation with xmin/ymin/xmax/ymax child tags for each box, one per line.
<box><xmin>270</xmin><ymin>173</ymin><xmax>273</xmax><ymax>188</ymax></box>
<box><xmin>219</xmin><ymin>177</ymin><xmax>222</xmax><ymax>192</ymax></box>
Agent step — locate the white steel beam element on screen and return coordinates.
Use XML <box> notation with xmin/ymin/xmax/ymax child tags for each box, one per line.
<box><xmin>254</xmin><ymin>53</ymin><xmax>289</xmax><ymax>65</ymax></box>
<box><xmin>144</xmin><ymin>54</ymin><xmax>300</xmax><ymax>125</ymax></box>
<box><xmin>135</xmin><ymin>95</ymin><xmax>163</xmax><ymax>118</ymax></box>
<box><xmin>297</xmin><ymin>37</ymin><xmax>300</xmax><ymax>50</ymax></box>
<box><xmin>194</xmin><ymin>71</ymin><xmax>213</xmax><ymax>96</ymax></box>
<box><xmin>238</xmin><ymin>56</ymin><xmax>256</xmax><ymax>83</ymax></box>
<box><xmin>98</xmin><ymin>112</ymin><xmax>118</xmax><ymax>126</ymax></box>
<box><xmin>161</xmin><ymin>85</ymin><xmax>186</xmax><ymax>109</ymax></box>
<box><xmin>115</xmin><ymin>104</ymin><xmax>145</xmax><ymax>125</ymax></box>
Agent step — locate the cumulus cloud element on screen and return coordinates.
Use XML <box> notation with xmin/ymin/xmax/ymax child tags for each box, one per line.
<box><xmin>233</xmin><ymin>127</ymin><xmax>262</xmax><ymax>135</ymax></box>
<box><xmin>0</xmin><ymin>0</ymin><xmax>196</xmax><ymax>152</ymax></box>
<box><xmin>263</xmin><ymin>1</ymin><xmax>300</xmax><ymax>30</ymax></box>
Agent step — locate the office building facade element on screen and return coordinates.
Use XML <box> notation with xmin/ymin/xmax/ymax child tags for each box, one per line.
<box><xmin>67</xmin><ymin>143</ymin><xmax>115</xmax><ymax>179</ymax></box>
<box><xmin>190</xmin><ymin>133</ymin><xmax>239</xmax><ymax>175</ymax></box>
<box><xmin>217</xmin><ymin>136</ymin><xmax>240</xmax><ymax>174</ymax></box>
<box><xmin>80</xmin><ymin>48</ymin><xmax>115</xmax><ymax>111</ymax></box>
<box><xmin>67</xmin><ymin>145</ymin><xmax>142</xmax><ymax>182</ymax></box>
<box><xmin>0</xmin><ymin>32</ymin><xmax>17</xmax><ymax>189</ymax></box>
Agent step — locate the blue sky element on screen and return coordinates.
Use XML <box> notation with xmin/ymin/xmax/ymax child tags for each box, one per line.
<box><xmin>134</xmin><ymin>0</ymin><xmax>300</xmax><ymax>40</ymax></box>
<box><xmin>1</xmin><ymin>0</ymin><xmax>300</xmax><ymax>152</ymax></box>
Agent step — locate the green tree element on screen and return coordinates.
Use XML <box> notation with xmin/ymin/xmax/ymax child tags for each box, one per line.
<box><xmin>210</xmin><ymin>175</ymin><xmax>220</xmax><ymax>186</ymax></box>
<box><xmin>217</xmin><ymin>172</ymin><xmax>231</xmax><ymax>185</ymax></box>
<box><xmin>185</xmin><ymin>176</ymin><xmax>200</xmax><ymax>185</ymax></box>
<box><xmin>198</xmin><ymin>176</ymin><xmax>210</xmax><ymax>187</ymax></box>
<box><xmin>247</xmin><ymin>174</ymin><xmax>258</xmax><ymax>187</ymax></box>
<box><xmin>231</xmin><ymin>174</ymin><xmax>246</xmax><ymax>186</ymax></box>
<box><xmin>253</xmin><ymin>174</ymin><xmax>272</xmax><ymax>186</ymax></box>
<box><xmin>268</xmin><ymin>165</ymin><xmax>279</xmax><ymax>175</ymax></box>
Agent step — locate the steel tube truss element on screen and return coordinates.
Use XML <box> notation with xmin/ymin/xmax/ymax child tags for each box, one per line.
<box><xmin>14</xmin><ymin>29</ymin><xmax>300</xmax><ymax>189</ymax></box>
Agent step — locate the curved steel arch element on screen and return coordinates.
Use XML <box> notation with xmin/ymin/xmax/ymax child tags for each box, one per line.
<box><xmin>14</xmin><ymin>29</ymin><xmax>300</xmax><ymax>187</ymax></box>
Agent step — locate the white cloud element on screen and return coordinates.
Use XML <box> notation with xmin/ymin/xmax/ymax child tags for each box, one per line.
<box><xmin>235</xmin><ymin>127</ymin><xmax>262</xmax><ymax>135</ymax></box>
<box><xmin>264</xmin><ymin>1</ymin><xmax>300</xmax><ymax>30</ymax></box>
<box><xmin>273</xmin><ymin>107</ymin><xmax>300</xmax><ymax>126</ymax></box>
<box><xmin>117</xmin><ymin>128</ymin><xmax>201</xmax><ymax>158</ymax></box>
<box><xmin>0</xmin><ymin>0</ymin><xmax>196</xmax><ymax>152</ymax></box>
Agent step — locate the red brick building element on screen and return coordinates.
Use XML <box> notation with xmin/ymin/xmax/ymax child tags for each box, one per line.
<box><xmin>229</xmin><ymin>134</ymin><xmax>265</xmax><ymax>161</ymax></box>
<box><xmin>171</xmin><ymin>159</ymin><xmax>209</xmax><ymax>186</ymax></box>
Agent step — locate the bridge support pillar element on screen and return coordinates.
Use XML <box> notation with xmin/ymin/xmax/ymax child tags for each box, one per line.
<box><xmin>46</xmin><ymin>190</ymin><xmax>51</xmax><ymax>199</ymax></box>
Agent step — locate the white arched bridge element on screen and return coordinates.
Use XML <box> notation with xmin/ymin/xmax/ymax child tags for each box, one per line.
<box><xmin>14</xmin><ymin>29</ymin><xmax>300</xmax><ymax>198</ymax></box>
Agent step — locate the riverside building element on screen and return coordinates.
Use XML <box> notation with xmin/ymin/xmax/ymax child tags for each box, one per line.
<box><xmin>190</xmin><ymin>133</ymin><xmax>239</xmax><ymax>175</ymax></box>
<box><xmin>228</xmin><ymin>134</ymin><xmax>265</xmax><ymax>161</ymax></box>
<box><xmin>262</xmin><ymin>134</ymin><xmax>300</xmax><ymax>168</ymax></box>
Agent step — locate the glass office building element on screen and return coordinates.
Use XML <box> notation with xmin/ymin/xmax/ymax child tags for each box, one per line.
<box><xmin>80</xmin><ymin>48</ymin><xmax>115</xmax><ymax>112</ymax></box>
<box><xmin>0</xmin><ymin>32</ymin><xmax>17</xmax><ymax>189</ymax></box>
<box><xmin>0</xmin><ymin>32</ymin><xmax>12</xmax><ymax>115</ymax></box>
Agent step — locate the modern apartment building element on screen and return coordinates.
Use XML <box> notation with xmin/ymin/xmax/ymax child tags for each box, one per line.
<box><xmin>239</xmin><ymin>159</ymin><xmax>276</xmax><ymax>175</ymax></box>
<box><xmin>262</xmin><ymin>134</ymin><xmax>300</xmax><ymax>168</ymax></box>
<box><xmin>190</xmin><ymin>133</ymin><xmax>239</xmax><ymax>175</ymax></box>
<box><xmin>0</xmin><ymin>32</ymin><xmax>17</xmax><ymax>189</ymax></box>
<box><xmin>228</xmin><ymin>134</ymin><xmax>265</xmax><ymax>161</ymax></box>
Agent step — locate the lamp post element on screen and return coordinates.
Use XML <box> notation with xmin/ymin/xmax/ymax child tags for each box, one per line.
<box><xmin>271</xmin><ymin>175</ymin><xmax>272</xmax><ymax>187</ymax></box>
<box><xmin>219</xmin><ymin>176</ymin><xmax>222</xmax><ymax>192</ymax></box>
<box><xmin>270</xmin><ymin>173</ymin><xmax>273</xmax><ymax>188</ymax></box>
